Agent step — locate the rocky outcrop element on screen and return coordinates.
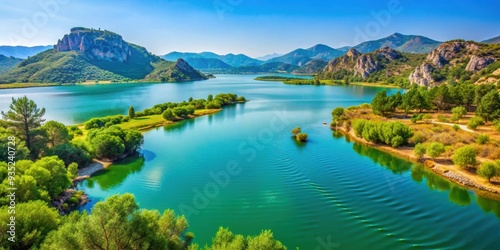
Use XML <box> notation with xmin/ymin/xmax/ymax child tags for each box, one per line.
<box><xmin>426</xmin><ymin>41</ymin><xmax>466</xmax><ymax>68</ymax></box>
<box><xmin>323</xmin><ymin>48</ymin><xmax>360</xmax><ymax>72</ymax></box>
<box><xmin>409</xmin><ymin>41</ymin><xmax>498</xmax><ymax>87</ymax></box>
<box><xmin>56</xmin><ymin>27</ymin><xmax>131</xmax><ymax>62</ymax></box>
<box><xmin>322</xmin><ymin>47</ymin><xmax>408</xmax><ymax>80</ymax></box>
<box><xmin>465</xmin><ymin>55</ymin><xmax>495</xmax><ymax>72</ymax></box>
<box><xmin>409</xmin><ymin>63</ymin><xmax>435</xmax><ymax>87</ymax></box>
<box><xmin>354</xmin><ymin>54</ymin><xmax>379</xmax><ymax>79</ymax></box>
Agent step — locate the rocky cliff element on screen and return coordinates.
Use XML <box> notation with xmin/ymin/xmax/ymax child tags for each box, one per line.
<box><xmin>56</xmin><ymin>27</ymin><xmax>131</xmax><ymax>62</ymax></box>
<box><xmin>320</xmin><ymin>47</ymin><xmax>422</xmax><ymax>84</ymax></box>
<box><xmin>409</xmin><ymin>41</ymin><xmax>499</xmax><ymax>87</ymax></box>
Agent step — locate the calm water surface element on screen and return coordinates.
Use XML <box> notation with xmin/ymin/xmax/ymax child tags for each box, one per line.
<box><xmin>1</xmin><ymin>75</ymin><xmax>499</xmax><ymax>249</ymax></box>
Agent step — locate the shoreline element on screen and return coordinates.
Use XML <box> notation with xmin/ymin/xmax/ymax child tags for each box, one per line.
<box><xmin>73</xmin><ymin>108</ymin><xmax>224</xmax><ymax>179</ymax></box>
<box><xmin>0</xmin><ymin>78</ymin><xmax>210</xmax><ymax>90</ymax></box>
<box><xmin>332</xmin><ymin>126</ymin><xmax>500</xmax><ymax>200</ymax></box>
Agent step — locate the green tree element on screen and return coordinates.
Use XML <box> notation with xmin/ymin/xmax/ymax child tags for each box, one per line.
<box><xmin>371</xmin><ymin>91</ymin><xmax>393</xmax><ymax>116</ymax></box>
<box><xmin>91</xmin><ymin>134</ymin><xmax>125</xmax><ymax>160</ymax></box>
<box><xmin>0</xmin><ymin>200</ymin><xmax>61</xmax><ymax>250</ymax></box>
<box><xmin>291</xmin><ymin>127</ymin><xmax>301</xmax><ymax>137</ymax></box>
<box><xmin>1</xmin><ymin>96</ymin><xmax>46</xmax><ymax>158</ymax></box>
<box><xmin>296</xmin><ymin>133</ymin><xmax>308</xmax><ymax>142</ymax></box>
<box><xmin>53</xmin><ymin>142</ymin><xmax>93</xmax><ymax>167</ymax></box>
<box><xmin>29</xmin><ymin>156</ymin><xmax>71</xmax><ymax>197</ymax></box>
<box><xmin>467</xmin><ymin>117</ymin><xmax>485</xmax><ymax>130</ymax></box>
<box><xmin>476</xmin><ymin>90</ymin><xmax>500</xmax><ymax>122</ymax></box>
<box><xmin>172</xmin><ymin>106</ymin><xmax>189</xmax><ymax>118</ymax></box>
<box><xmin>42</xmin><ymin>120</ymin><xmax>71</xmax><ymax>148</ymax></box>
<box><xmin>427</xmin><ymin>142</ymin><xmax>445</xmax><ymax>160</ymax></box>
<box><xmin>200</xmin><ymin>227</ymin><xmax>286</xmax><ymax>250</ymax></box>
<box><xmin>208</xmin><ymin>94</ymin><xmax>214</xmax><ymax>101</ymax></box>
<box><xmin>0</xmin><ymin>127</ymin><xmax>30</xmax><ymax>162</ymax></box>
<box><xmin>42</xmin><ymin>194</ymin><xmax>194</xmax><ymax>250</ymax></box>
<box><xmin>331</xmin><ymin>107</ymin><xmax>346</xmax><ymax>128</ymax></box>
<box><xmin>452</xmin><ymin>146</ymin><xmax>477</xmax><ymax>169</ymax></box>
<box><xmin>128</xmin><ymin>106</ymin><xmax>136</xmax><ymax>119</ymax></box>
<box><xmin>414</xmin><ymin>143</ymin><xmax>426</xmax><ymax>160</ymax></box>
<box><xmin>162</xmin><ymin>109</ymin><xmax>175</xmax><ymax>121</ymax></box>
<box><xmin>477</xmin><ymin>162</ymin><xmax>497</xmax><ymax>182</ymax></box>
<box><xmin>67</xmin><ymin>162</ymin><xmax>79</xmax><ymax>179</ymax></box>
<box><xmin>476</xmin><ymin>134</ymin><xmax>489</xmax><ymax>145</ymax></box>
<box><xmin>451</xmin><ymin>106</ymin><xmax>467</xmax><ymax>122</ymax></box>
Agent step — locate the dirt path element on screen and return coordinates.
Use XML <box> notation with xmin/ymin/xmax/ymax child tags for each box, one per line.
<box><xmin>431</xmin><ymin>120</ymin><xmax>477</xmax><ymax>133</ymax></box>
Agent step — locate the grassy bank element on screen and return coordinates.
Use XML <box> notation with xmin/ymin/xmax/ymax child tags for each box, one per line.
<box><xmin>254</xmin><ymin>75</ymin><xmax>403</xmax><ymax>88</ymax></box>
<box><xmin>332</xmin><ymin>104</ymin><xmax>500</xmax><ymax>197</ymax></box>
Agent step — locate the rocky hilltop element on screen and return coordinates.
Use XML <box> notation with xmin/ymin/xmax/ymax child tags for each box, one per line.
<box><xmin>320</xmin><ymin>47</ymin><xmax>425</xmax><ymax>86</ymax></box>
<box><xmin>409</xmin><ymin>41</ymin><xmax>500</xmax><ymax>87</ymax></box>
<box><xmin>56</xmin><ymin>27</ymin><xmax>131</xmax><ymax>62</ymax></box>
<box><xmin>0</xmin><ymin>27</ymin><xmax>207</xmax><ymax>84</ymax></box>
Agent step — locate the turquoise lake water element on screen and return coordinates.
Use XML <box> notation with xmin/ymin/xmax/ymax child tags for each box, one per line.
<box><xmin>1</xmin><ymin>75</ymin><xmax>499</xmax><ymax>249</ymax></box>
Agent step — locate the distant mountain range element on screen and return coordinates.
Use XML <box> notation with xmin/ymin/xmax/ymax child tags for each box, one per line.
<box><xmin>163</xmin><ymin>52</ymin><xmax>262</xmax><ymax>68</ymax></box>
<box><xmin>158</xmin><ymin>33</ymin><xmax>444</xmax><ymax>73</ymax></box>
<box><xmin>256</xmin><ymin>53</ymin><xmax>283</xmax><ymax>61</ymax></box>
<box><xmin>482</xmin><ymin>36</ymin><xmax>500</xmax><ymax>44</ymax></box>
<box><xmin>0</xmin><ymin>27</ymin><xmax>207</xmax><ymax>84</ymax></box>
<box><xmin>1</xmin><ymin>32</ymin><xmax>498</xmax><ymax>83</ymax></box>
<box><xmin>0</xmin><ymin>45</ymin><xmax>53</xmax><ymax>59</ymax></box>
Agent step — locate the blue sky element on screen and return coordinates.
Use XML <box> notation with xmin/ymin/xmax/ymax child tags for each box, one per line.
<box><xmin>0</xmin><ymin>0</ymin><xmax>499</xmax><ymax>57</ymax></box>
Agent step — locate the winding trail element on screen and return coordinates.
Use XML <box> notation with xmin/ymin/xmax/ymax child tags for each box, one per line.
<box><xmin>431</xmin><ymin>120</ymin><xmax>477</xmax><ymax>133</ymax></box>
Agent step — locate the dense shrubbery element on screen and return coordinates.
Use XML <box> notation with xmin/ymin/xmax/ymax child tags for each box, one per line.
<box><xmin>87</xmin><ymin>126</ymin><xmax>143</xmax><ymax>160</ymax></box>
<box><xmin>84</xmin><ymin>115</ymin><xmax>127</xmax><ymax>129</ymax></box>
<box><xmin>352</xmin><ymin>119</ymin><xmax>413</xmax><ymax>147</ymax></box>
<box><xmin>370</xmin><ymin>83</ymin><xmax>500</xmax><ymax>120</ymax></box>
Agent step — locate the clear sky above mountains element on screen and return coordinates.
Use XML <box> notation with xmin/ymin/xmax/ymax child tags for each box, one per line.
<box><xmin>0</xmin><ymin>0</ymin><xmax>499</xmax><ymax>57</ymax></box>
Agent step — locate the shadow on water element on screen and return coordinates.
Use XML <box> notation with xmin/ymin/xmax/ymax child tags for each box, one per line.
<box><xmin>81</xmin><ymin>154</ymin><xmax>146</xmax><ymax>190</ymax></box>
<box><xmin>350</xmin><ymin>141</ymin><xmax>500</xmax><ymax>218</ymax></box>
<box><xmin>163</xmin><ymin>117</ymin><xmax>196</xmax><ymax>133</ymax></box>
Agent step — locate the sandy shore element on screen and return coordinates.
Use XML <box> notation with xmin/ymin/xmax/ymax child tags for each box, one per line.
<box><xmin>75</xmin><ymin>160</ymin><xmax>112</xmax><ymax>181</ymax></box>
<box><xmin>333</xmin><ymin>127</ymin><xmax>500</xmax><ymax>199</ymax></box>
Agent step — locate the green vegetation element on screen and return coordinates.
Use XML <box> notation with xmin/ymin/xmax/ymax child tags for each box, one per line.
<box><xmin>414</xmin><ymin>143</ymin><xmax>426</xmax><ymax>159</ymax></box>
<box><xmin>128</xmin><ymin>106</ymin><xmax>135</xmax><ymax>118</ymax></box>
<box><xmin>451</xmin><ymin>106</ymin><xmax>467</xmax><ymax>122</ymax></box>
<box><xmin>254</xmin><ymin>75</ymin><xmax>348</xmax><ymax>86</ymax></box>
<box><xmin>476</xmin><ymin>134</ymin><xmax>490</xmax><ymax>145</ymax></box>
<box><xmin>319</xmin><ymin>49</ymin><xmax>426</xmax><ymax>88</ymax></box>
<box><xmin>352</xmin><ymin>119</ymin><xmax>413</xmax><ymax>147</ymax></box>
<box><xmin>452</xmin><ymin>146</ymin><xmax>477</xmax><ymax>169</ymax></box>
<box><xmin>1</xmin><ymin>96</ymin><xmax>46</xmax><ymax>158</ymax></box>
<box><xmin>291</xmin><ymin>127</ymin><xmax>308</xmax><ymax>142</ymax></box>
<box><xmin>0</xmin><ymin>28</ymin><xmax>207</xmax><ymax>84</ymax></box>
<box><xmin>477</xmin><ymin>162</ymin><xmax>500</xmax><ymax>182</ymax></box>
<box><xmin>0</xmin><ymin>54</ymin><xmax>22</xmax><ymax>74</ymax></box>
<box><xmin>467</xmin><ymin>117</ymin><xmax>485</xmax><ymax>130</ymax></box>
<box><xmin>0</xmin><ymin>95</ymin><xmax>284</xmax><ymax>249</ymax></box>
<box><xmin>427</xmin><ymin>142</ymin><xmax>446</xmax><ymax>160</ymax></box>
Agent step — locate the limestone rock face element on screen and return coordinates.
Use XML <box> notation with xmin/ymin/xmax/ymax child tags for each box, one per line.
<box><xmin>322</xmin><ymin>47</ymin><xmax>404</xmax><ymax>79</ymax></box>
<box><xmin>409</xmin><ymin>63</ymin><xmax>435</xmax><ymax>87</ymax></box>
<box><xmin>409</xmin><ymin>41</ymin><xmax>497</xmax><ymax>87</ymax></box>
<box><xmin>354</xmin><ymin>54</ymin><xmax>379</xmax><ymax>79</ymax></box>
<box><xmin>426</xmin><ymin>42</ymin><xmax>465</xmax><ymax>68</ymax></box>
<box><xmin>465</xmin><ymin>55</ymin><xmax>495</xmax><ymax>72</ymax></box>
<box><xmin>56</xmin><ymin>27</ymin><xmax>131</xmax><ymax>62</ymax></box>
<box><xmin>323</xmin><ymin>48</ymin><xmax>360</xmax><ymax>72</ymax></box>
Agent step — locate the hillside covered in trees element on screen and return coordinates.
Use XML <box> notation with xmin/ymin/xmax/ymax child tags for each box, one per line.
<box><xmin>0</xmin><ymin>28</ymin><xmax>207</xmax><ymax>84</ymax></box>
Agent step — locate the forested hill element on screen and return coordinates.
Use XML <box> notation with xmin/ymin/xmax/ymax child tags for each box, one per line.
<box><xmin>0</xmin><ymin>27</ymin><xmax>207</xmax><ymax>84</ymax></box>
